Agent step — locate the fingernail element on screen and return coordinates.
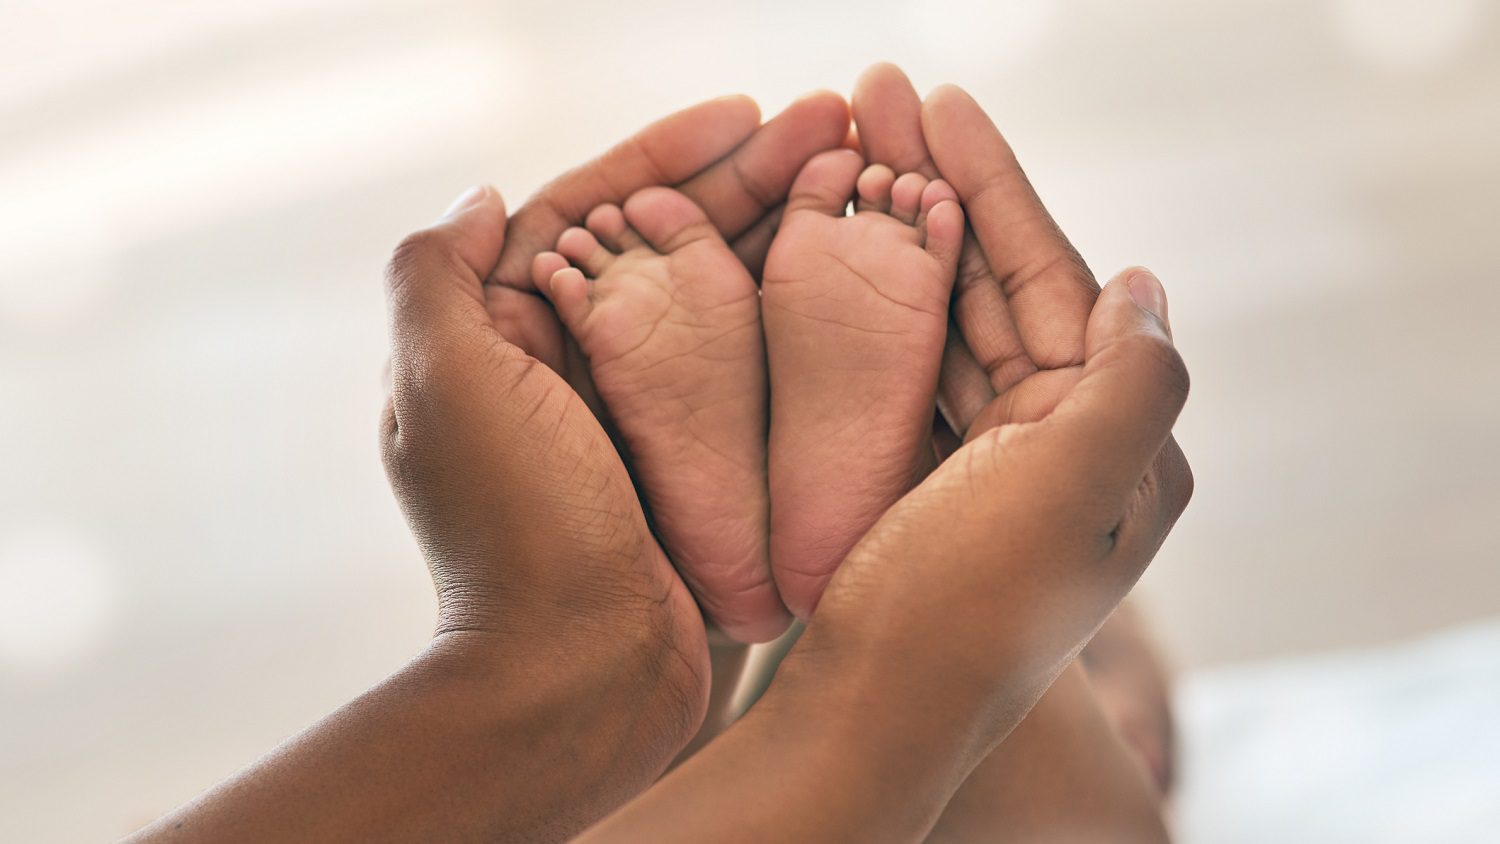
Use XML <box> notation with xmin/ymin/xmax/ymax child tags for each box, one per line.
<box><xmin>440</xmin><ymin>185</ymin><xmax>488</xmax><ymax>221</ymax></box>
<box><xmin>1126</xmin><ymin>269</ymin><xmax>1168</xmax><ymax>323</ymax></box>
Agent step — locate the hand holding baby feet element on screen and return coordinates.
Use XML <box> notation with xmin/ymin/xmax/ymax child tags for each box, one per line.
<box><xmin>532</xmin><ymin>188</ymin><xmax>786</xmax><ymax>643</ymax></box>
<box><xmin>761</xmin><ymin>149</ymin><xmax>965</xmax><ymax>619</ymax></box>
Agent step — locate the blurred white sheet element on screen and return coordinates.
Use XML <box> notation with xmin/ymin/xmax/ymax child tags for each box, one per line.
<box><xmin>1175</xmin><ymin>618</ymin><xmax>1500</xmax><ymax>842</ymax></box>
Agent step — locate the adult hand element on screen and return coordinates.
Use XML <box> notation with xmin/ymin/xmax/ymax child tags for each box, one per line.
<box><xmin>851</xmin><ymin>63</ymin><xmax>1180</xmax><ymax>451</ymax></box>
<box><xmin>477</xmin><ymin>90</ymin><xmax>848</xmax><ymax>646</ymax></box>
<box><xmin>847</xmin><ymin>64</ymin><xmax>1187</xmax><ymax>841</ymax></box>
<box><xmin>130</xmin><ymin>187</ymin><xmax>716</xmax><ymax>843</ymax></box>
<box><xmin>481</xmin><ymin>91</ymin><xmax>848</xmax><ymax>417</ymax></box>
<box><xmin>383</xmin><ymin>187</ymin><xmax>707</xmax><ymax>680</ymax></box>
<box><xmin>580</xmin><ymin>266</ymin><xmax>1192</xmax><ymax>844</ymax></box>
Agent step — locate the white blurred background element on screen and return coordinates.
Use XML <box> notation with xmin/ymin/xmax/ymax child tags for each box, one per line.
<box><xmin>1</xmin><ymin>0</ymin><xmax>1497</xmax><ymax>840</ymax></box>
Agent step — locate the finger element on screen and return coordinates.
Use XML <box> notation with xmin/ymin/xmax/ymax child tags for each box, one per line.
<box><xmin>677</xmin><ymin>90</ymin><xmax>850</xmax><ymax>242</ymax></box>
<box><xmin>1116</xmin><ymin>435</ymin><xmax>1194</xmax><ymax>556</ymax></box>
<box><xmin>386</xmin><ymin>185</ymin><xmax>506</xmax><ymax>339</ymax></box>
<box><xmin>936</xmin><ymin>326</ymin><xmax>995</xmax><ymax>435</ymax></box>
<box><xmin>1032</xmin><ymin>269</ymin><xmax>1189</xmax><ymax>505</ymax></box>
<box><xmin>951</xmin><ymin>230</ymin><xmax>1034</xmax><ymax>396</ymax></box>
<box><xmin>483</xmin><ymin>283</ymin><xmax>566</xmax><ymax>373</ymax></box>
<box><xmin>852</xmin><ymin>63</ymin><xmax>938</xmax><ymax>177</ymax></box>
<box><xmin>967</xmin><ymin>366</ymin><xmax>1082</xmax><ymax>436</ymax></box>
<box><xmin>491</xmin><ymin>95</ymin><xmax>762</xmax><ymax>288</ymax></box>
<box><xmin>1100</xmin><ymin>434</ymin><xmax>1193</xmax><ymax>604</ymax></box>
<box><xmin>842</xmin><ymin>125</ymin><xmax>862</xmax><ymax>154</ymax></box>
<box><xmin>922</xmin><ymin>84</ymin><xmax>1098</xmax><ymax>369</ymax></box>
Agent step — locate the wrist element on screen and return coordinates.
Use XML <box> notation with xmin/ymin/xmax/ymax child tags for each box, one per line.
<box><xmin>430</xmin><ymin>604</ymin><xmax>711</xmax><ymax>775</ymax></box>
<box><xmin>780</xmin><ymin>572</ymin><xmax>1087</xmax><ymax>773</ymax></box>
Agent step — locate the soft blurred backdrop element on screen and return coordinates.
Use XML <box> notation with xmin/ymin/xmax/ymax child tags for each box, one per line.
<box><xmin>2</xmin><ymin>0</ymin><xmax>1496</xmax><ymax>840</ymax></box>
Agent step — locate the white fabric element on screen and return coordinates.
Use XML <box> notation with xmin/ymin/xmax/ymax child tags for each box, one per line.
<box><xmin>1174</xmin><ymin>618</ymin><xmax>1500</xmax><ymax>842</ymax></box>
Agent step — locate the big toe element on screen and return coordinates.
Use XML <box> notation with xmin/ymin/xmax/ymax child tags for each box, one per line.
<box><xmin>622</xmin><ymin>186</ymin><xmax>722</xmax><ymax>254</ymax></box>
<box><xmin>786</xmin><ymin>148</ymin><xmax>864</xmax><ymax>217</ymax></box>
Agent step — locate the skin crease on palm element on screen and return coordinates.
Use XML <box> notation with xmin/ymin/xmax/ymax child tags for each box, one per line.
<box><xmin>124</xmin><ymin>64</ymin><xmax>1193</xmax><ymax>844</ymax></box>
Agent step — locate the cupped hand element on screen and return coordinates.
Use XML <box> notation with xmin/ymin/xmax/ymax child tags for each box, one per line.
<box><xmin>382</xmin><ymin>186</ymin><xmax>711</xmax><ymax>754</ymax></box>
<box><xmin>846</xmin><ymin>67</ymin><xmax>1194</xmax><ymax>622</ymax></box>
<box><xmin>804</xmin><ymin>270</ymin><xmax>1191</xmax><ymax>729</ymax></box>
<box><xmin>579</xmin><ymin>269</ymin><xmax>1192</xmax><ymax>844</ymax></box>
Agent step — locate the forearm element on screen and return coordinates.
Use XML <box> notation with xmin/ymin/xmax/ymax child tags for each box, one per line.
<box><xmin>127</xmin><ymin>629</ymin><xmax>700</xmax><ymax>843</ymax></box>
<box><xmin>579</xmin><ymin>635</ymin><xmax>1001</xmax><ymax>844</ymax></box>
<box><xmin>926</xmin><ymin>662</ymin><xmax>1170</xmax><ymax>844</ymax></box>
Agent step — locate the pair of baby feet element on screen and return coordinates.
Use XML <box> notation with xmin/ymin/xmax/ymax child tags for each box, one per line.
<box><xmin>530</xmin><ymin>149</ymin><xmax>964</xmax><ymax>642</ymax></box>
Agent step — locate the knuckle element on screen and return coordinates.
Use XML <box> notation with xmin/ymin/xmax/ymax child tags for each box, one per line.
<box><xmin>1141</xmin><ymin>439</ymin><xmax>1194</xmax><ymax>531</ymax></box>
<box><xmin>386</xmin><ymin>228</ymin><xmax>454</xmax><ymax>297</ymax></box>
<box><xmin>1117</xmin><ymin>334</ymin><xmax>1191</xmax><ymax>401</ymax></box>
<box><xmin>1164</xmin><ymin>449</ymin><xmax>1195</xmax><ymax>517</ymax></box>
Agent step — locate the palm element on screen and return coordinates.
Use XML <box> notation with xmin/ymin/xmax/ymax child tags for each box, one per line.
<box><xmin>845</xmin><ymin>67</ymin><xmax>1105</xmax><ymax>452</ymax></box>
<box><xmin>942</xmin><ymin>231</ymin><xmax>1089</xmax><ymax>443</ymax></box>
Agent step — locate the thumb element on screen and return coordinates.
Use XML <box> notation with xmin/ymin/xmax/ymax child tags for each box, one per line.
<box><xmin>1036</xmin><ymin>268</ymin><xmax>1189</xmax><ymax>504</ymax></box>
<box><xmin>385</xmin><ymin>185</ymin><xmax>508</xmax><ymax>336</ymax></box>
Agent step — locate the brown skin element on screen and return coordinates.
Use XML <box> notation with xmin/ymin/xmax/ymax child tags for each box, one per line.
<box><xmin>580</xmin><ymin>257</ymin><xmax>1191</xmax><ymax>843</ymax></box>
<box><xmin>1081</xmin><ymin>601</ymin><xmax>1178</xmax><ymax>797</ymax></box>
<box><xmin>855</xmin><ymin>64</ymin><xmax>1185</xmax><ymax>842</ymax></box>
<box><xmin>926</xmin><ymin>663</ymin><xmax>1169</xmax><ymax>844</ymax></box>
<box><xmin>126</xmin><ymin>92</ymin><xmax>850</xmax><ymax>843</ymax></box>
<box><xmin>128</xmin><ymin>69</ymin><xmax>1191</xmax><ymax>842</ymax></box>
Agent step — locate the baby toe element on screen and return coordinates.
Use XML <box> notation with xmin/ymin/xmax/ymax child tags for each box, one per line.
<box><xmin>622</xmin><ymin>186</ymin><xmax>721</xmax><ymax>255</ymax></box>
<box><xmin>585</xmin><ymin>204</ymin><xmax>646</xmax><ymax>252</ymax></box>
<box><xmin>531</xmin><ymin>251</ymin><xmax>569</xmax><ymax>289</ymax></box>
<box><xmin>556</xmin><ymin>226</ymin><xmax>613</xmax><ymax>276</ymax></box>
<box><xmin>889</xmin><ymin>172</ymin><xmax>930</xmax><ymax>225</ymax></box>
<box><xmin>542</xmin><ymin>266</ymin><xmax>592</xmax><ymax>331</ymax></box>
<box><xmin>785</xmin><ymin>149</ymin><xmax>864</xmax><ymax>217</ymax></box>
<box><xmin>915</xmin><ymin>178</ymin><xmax>960</xmax><ymax>227</ymax></box>
<box><xmin>855</xmin><ymin>164</ymin><xmax>896</xmax><ymax>214</ymax></box>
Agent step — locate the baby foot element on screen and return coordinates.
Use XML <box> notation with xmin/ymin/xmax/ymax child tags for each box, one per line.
<box><xmin>762</xmin><ymin>150</ymin><xmax>964</xmax><ymax>619</ymax></box>
<box><xmin>532</xmin><ymin>187</ymin><xmax>786</xmax><ymax>642</ymax></box>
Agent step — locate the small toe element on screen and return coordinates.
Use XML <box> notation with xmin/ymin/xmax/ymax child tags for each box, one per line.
<box><xmin>585</xmin><ymin>203</ymin><xmax>646</xmax><ymax>252</ymax></box>
<box><xmin>785</xmin><ymin>148</ymin><xmax>863</xmax><ymax>217</ymax></box>
<box><xmin>623</xmin><ymin>186</ymin><xmax>723</xmax><ymax>254</ymax></box>
<box><xmin>915</xmin><ymin>178</ymin><xmax>960</xmax><ymax>227</ymax></box>
<box><xmin>542</xmin><ymin>266</ymin><xmax>592</xmax><ymax>332</ymax></box>
<box><xmin>531</xmin><ymin>251</ymin><xmax>570</xmax><ymax>291</ymax></box>
<box><xmin>855</xmin><ymin>164</ymin><xmax>896</xmax><ymax>214</ymax></box>
<box><xmin>889</xmin><ymin>172</ymin><xmax>929</xmax><ymax>225</ymax></box>
<box><xmin>922</xmin><ymin>199</ymin><xmax>965</xmax><ymax>270</ymax></box>
<box><xmin>556</xmin><ymin>227</ymin><xmax>613</xmax><ymax>275</ymax></box>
